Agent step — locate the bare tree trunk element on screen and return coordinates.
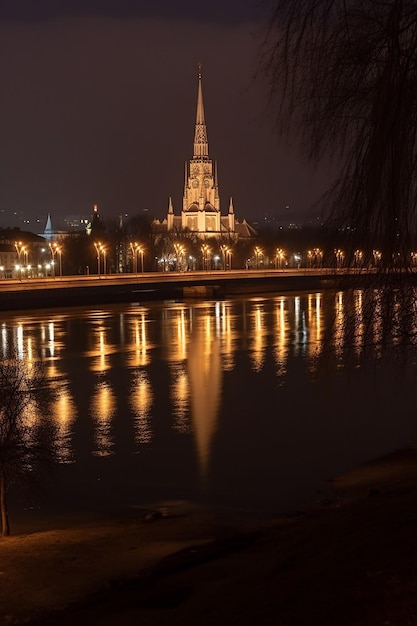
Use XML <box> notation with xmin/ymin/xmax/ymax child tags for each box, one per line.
<box><xmin>0</xmin><ymin>469</ymin><xmax>10</xmax><ymax>536</ymax></box>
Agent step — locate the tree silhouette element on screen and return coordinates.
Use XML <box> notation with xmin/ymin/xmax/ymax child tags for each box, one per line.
<box><xmin>0</xmin><ymin>357</ymin><xmax>57</xmax><ymax>536</ymax></box>
<box><xmin>260</xmin><ymin>0</ymin><xmax>417</xmax><ymax>269</ymax></box>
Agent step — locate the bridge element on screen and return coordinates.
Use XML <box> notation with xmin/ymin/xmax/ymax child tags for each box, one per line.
<box><xmin>0</xmin><ymin>268</ymin><xmax>379</xmax><ymax>312</ymax></box>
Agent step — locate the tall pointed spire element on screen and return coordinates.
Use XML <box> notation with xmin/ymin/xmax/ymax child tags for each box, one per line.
<box><xmin>193</xmin><ymin>63</ymin><xmax>209</xmax><ymax>158</ymax></box>
<box><xmin>43</xmin><ymin>212</ymin><xmax>53</xmax><ymax>242</ymax></box>
<box><xmin>45</xmin><ymin>213</ymin><xmax>52</xmax><ymax>233</ymax></box>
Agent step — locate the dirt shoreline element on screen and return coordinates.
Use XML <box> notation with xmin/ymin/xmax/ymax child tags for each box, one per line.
<box><xmin>3</xmin><ymin>445</ymin><xmax>417</xmax><ymax>625</ymax></box>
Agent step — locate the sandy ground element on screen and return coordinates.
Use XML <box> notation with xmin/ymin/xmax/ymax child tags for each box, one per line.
<box><xmin>3</xmin><ymin>445</ymin><xmax>417</xmax><ymax>625</ymax></box>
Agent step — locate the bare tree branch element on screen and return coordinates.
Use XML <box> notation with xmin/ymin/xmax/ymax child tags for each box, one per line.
<box><xmin>0</xmin><ymin>356</ymin><xmax>57</xmax><ymax>536</ymax></box>
<box><xmin>259</xmin><ymin>0</ymin><xmax>417</xmax><ymax>267</ymax></box>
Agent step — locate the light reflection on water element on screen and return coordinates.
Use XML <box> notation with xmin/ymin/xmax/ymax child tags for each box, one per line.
<box><xmin>3</xmin><ymin>289</ymin><xmax>417</xmax><ymax>524</ymax></box>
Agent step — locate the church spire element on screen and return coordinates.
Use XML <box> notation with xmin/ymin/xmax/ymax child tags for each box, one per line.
<box><xmin>193</xmin><ymin>63</ymin><xmax>209</xmax><ymax>158</ymax></box>
<box><xmin>45</xmin><ymin>212</ymin><xmax>52</xmax><ymax>233</ymax></box>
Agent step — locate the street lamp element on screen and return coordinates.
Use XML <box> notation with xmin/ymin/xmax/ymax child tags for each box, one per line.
<box><xmin>334</xmin><ymin>248</ymin><xmax>344</xmax><ymax>270</ymax></box>
<box><xmin>138</xmin><ymin>245</ymin><xmax>144</xmax><ymax>273</ymax></box>
<box><xmin>220</xmin><ymin>245</ymin><xmax>232</xmax><ymax>270</ymax></box>
<box><xmin>49</xmin><ymin>243</ymin><xmax>57</xmax><ymax>278</ymax></box>
<box><xmin>130</xmin><ymin>242</ymin><xmax>144</xmax><ymax>273</ymax></box>
<box><xmin>130</xmin><ymin>242</ymin><xmax>138</xmax><ymax>273</ymax></box>
<box><xmin>275</xmin><ymin>248</ymin><xmax>285</xmax><ymax>269</ymax></box>
<box><xmin>101</xmin><ymin>244</ymin><xmax>107</xmax><ymax>275</ymax></box>
<box><xmin>15</xmin><ymin>241</ymin><xmax>24</xmax><ymax>262</ymax></box>
<box><xmin>201</xmin><ymin>244</ymin><xmax>211</xmax><ymax>271</ymax></box>
<box><xmin>15</xmin><ymin>241</ymin><xmax>26</xmax><ymax>279</ymax></box>
<box><xmin>57</xmin><ymin>246</ymin><xmax>63</xmax><ymax>277</ymax></box>
<box><xmin>354</xmin><ymin>249</ymin><xmax>363</xmax><ymax>270</ymax></box>
<box><xmin>254</xmin><ymin>246</ymin><xmax>263</xmax><ymax>269</ymax></box>
<box><xmin>220</xmin><ymin>244</ymin><xmax>228</xmax><ymax>270</ymax></box>
<box><xmin>174</xmin><ymin>243</ymin><xmax>185</xmax><ymax>271</ymax></box>
<box><xmin>220</xmin><ymin>244</ymin><xmax>226</xmax><ymax>269</ymax></box>
<box><xmin>373</xmin><ymin>249</ymin><xmax>382</xmax><ymax>268</ymax></box>
<box><xmin>314</xmin><ymin>248</ymin><xmax>323</xmax><ymax>269</ymax></box>
<box><xmin>49</xmin><ymin>243</ymin><xmax>63</xmax><ymax>277</ymax></box>
<box><xmin>227</xmin><ymin>247</ymin><xmax>232</xmax><ymax>270</ymax></box>
<box><xmin>94</xmin><ymin>242</ymin><xmax>102</xmax><ymax>276</ymax></box>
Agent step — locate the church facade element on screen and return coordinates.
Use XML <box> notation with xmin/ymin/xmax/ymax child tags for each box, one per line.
<box><xmin>153</xmin><ymin>65</ymin><xmax>257</xmax><ymax>241</ymax></box>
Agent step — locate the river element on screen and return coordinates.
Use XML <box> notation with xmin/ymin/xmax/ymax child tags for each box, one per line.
<box><xmin>4</xmin><ymin>288</ymin><xmax>417</xmax><ymax>529</ymax></box>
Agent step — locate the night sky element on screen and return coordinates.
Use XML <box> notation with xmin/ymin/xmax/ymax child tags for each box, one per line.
<box><xmin>0</xmin><ymin>0</ymin><xmax>334</xmax><ymax>230</ymax></box>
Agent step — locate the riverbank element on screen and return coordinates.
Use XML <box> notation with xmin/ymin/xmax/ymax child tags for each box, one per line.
<box><xmin>2</xmin><ymin>444</ymin><xmax>417</xmax><ymax>625</ymax></box>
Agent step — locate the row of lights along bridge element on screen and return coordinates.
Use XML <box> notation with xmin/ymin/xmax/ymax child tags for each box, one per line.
<box><xmin>3</xmin><ymin>243</ymin><xmax>414</xmax><ymax>279</ymax></box>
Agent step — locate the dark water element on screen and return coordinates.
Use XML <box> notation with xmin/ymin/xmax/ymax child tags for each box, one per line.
<box><xmin>4</xmin><ymin>289</ymin><xmax>417</xmax><ymax>528</ymax></box>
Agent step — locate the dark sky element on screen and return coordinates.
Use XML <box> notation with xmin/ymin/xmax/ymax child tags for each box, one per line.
<box><xmin>0</xmin><ymin>0</ymin><xmax>334</xmax><ymax>230</ymax></box>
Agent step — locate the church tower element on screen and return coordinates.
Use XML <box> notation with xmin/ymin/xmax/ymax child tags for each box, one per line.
<box><xmin>158</xmin><ymin>63</ymin><xmax>256</xmax><ymax>240</ymax></box>
<box><xmin>181</xmin><ymin>64</ymin><xmax>221</xmax><ymax>234</ymax></box>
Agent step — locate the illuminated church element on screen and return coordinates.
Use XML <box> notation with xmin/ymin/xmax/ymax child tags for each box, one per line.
<box><xmin>153</xmin><ymin>65</ymin><xmax>257</xmax><ymax>240</ymax></box>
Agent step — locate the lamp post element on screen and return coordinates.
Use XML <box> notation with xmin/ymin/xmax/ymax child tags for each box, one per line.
<box><xmin>49</xmin><ymin>243</ymin><xmax>63</xmax><ymax>277</ymax></box>
<box><xmin>373</xmin><ymin>249</ymin><xmax>381</xmax><ymax>268</ymax></box>
<box><xmin>138</xmin><ymin>245</ymin><xmax>144</xmax><ymax>273</ymax></box>
<box><xmin>15</xmin><ymin>241</ymin><xmax>26</xmax><ymax>280</ymax></box>
<box><xmin>335</xmin><ymin>248</ymin><xmax>344</xmax><ymax>270</ymax></box>
<box><xmin>49</xmin><ymin>243</ymin><xmax>58</xmax><ymax>278</ymax></box>
<box><xmin>94</xmin><ymin>242</ymin><xmax>101</xmax><ymax>276</ymax></box>
<box><xmin>15</xmin><ymin>241</ymin><xmax>24</xmax><ymax>263</ymax></box>
<box><xmin>227</xmin><ymin>247</ymin><xmax>232</xmax><ymax>270</ymax></box>
<box><xmin>130</xmin><ymin>242</ymin><xmax>138</xmax><ymax>273</ymax></box>
<box><xmin>57</xmin><ymin>245</ymin><xmax>63</xmax><ymax>277</ymax></box>
<box><xmin>130</xmin><ymin>243</ymin><xmax>144</xmax><ymax>273</ymax></box>
<box><xmin>275</xmin><ymin>248</ymin><xmax>285</xmax><ymax>269</ymax></box>
<box><xmin>314</xmin><ymin>248</ymin><xmax>323</xmax><ymax>269</ymax></box>
<box><xmin>294</xmin><ymin>253</ymin><xmax>301</xmax><ymax>269</ymax></box>
<box><xmin>174</xmin><ymin>243</ymin><xmax>185</xmax><ymax>271</ymax></box>
<box><xmin>101</xmin><ymin>244</ymin><xmax>107</xmax><ymax>275</ymax></box>
<box><xmin>354</xmin><ymin>249</ymin><xmax>363</xmax><ymax>270</ymax></box>
<box><xmin>201</xmin><ymin>244</ymin><xmax>211</xmax><ymax>271</ymax></box>
<box><xmin>254</xmin><ymin>246</ymin><xmax>263</xmax><ymax>269</ymax></box>
<box><xmin>220</xmin><ymin>245</ymin><xmax>232</xmax><ymax>270</ymax></box>
<box><xmin>220</xmin><ymin>245</ymin><xmax>227</xmax><ymax>270</ymax></box>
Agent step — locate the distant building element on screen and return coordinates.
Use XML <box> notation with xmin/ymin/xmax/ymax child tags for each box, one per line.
<box><xmin>40</xmin><ymin>213</ymin><xmax>67</xmax><ymax>242</ymax></box>
<box><xmin>0</xmin><ymin>228</ymin><xmax>47</xmax><ymax>278</ymax></box>
<box><xmin>41</xmin><ymin>210</ymin><xmax>92</xmax><ymax>241</ymax></box>
<box><xmin>152</xmin><ymin>64</ymin><xmax>257</xmax><ymax>241</ymax></box>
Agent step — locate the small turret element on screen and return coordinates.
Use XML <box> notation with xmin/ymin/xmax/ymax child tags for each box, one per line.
<box><xmin>228</xmin><ymin>197</ymin><xmax>235</xmax><ymax>231</ymax></box>
<box><xmin>167</xmin><ymin>197</ymin><xmax>174</xmax><ymax>229</ymax></box>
